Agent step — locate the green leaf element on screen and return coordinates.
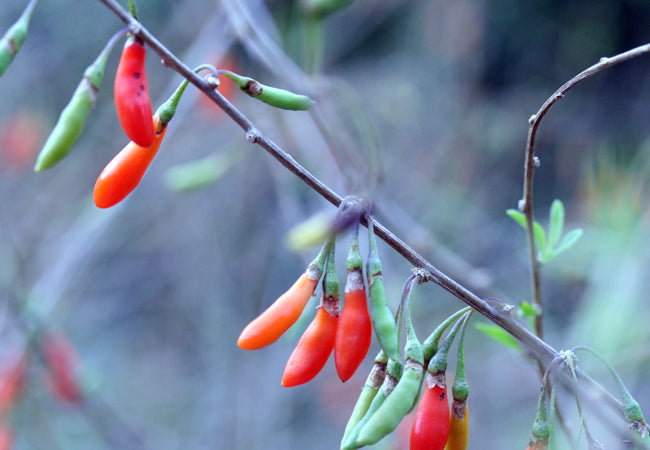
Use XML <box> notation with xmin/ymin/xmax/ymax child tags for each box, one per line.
<box><xmin>533</xmin><ymin>221</ymin><xmax>546</xmax><ymax>257</ymax></box>
<box><xmin>553</xmin><ymin>229</ymin><xmax>583</xmax><ymax>257</ymax></box>
<box><xmin>517</xmin><ymin>301</ymin><xmax>539</xmax><ymax>319</ymax></box>
<box><xmin>164</xmin><ymin>154</ymin><xmax>231</xmax><ymax>193</ymax></box>
<box><xmin>517</xmin><ymin>301</ymin><xmax>540</xmax><ymax>330</ymax></box>
<box><xmin>547</xmin><ymin>199</ymin><xmax>564</xmax><ymax>251</ymax></box>
<box><xmin>475</xmin><ymin>323</ymin><xmax>521</xmax><ymax>351</ymax></box>
<box><xmin>506</xmin><ymin>209</ymin><xmax>527</xmax><ymax>229</ymax></box>
<box><xmin>285</xmin><ymin>211</ymin><xmax>333</xmax><ymax>251</ymax></box>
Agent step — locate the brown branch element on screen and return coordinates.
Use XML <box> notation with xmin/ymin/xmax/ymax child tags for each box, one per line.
<box><xmin>96</xmin><ymin>0</ymin><xmax>558</xmax><ymax>368</ymax></box>
<box><xmin>96</xmin><ymin>0</ymin><xmax>639</xmax><ymax>435</ymax></box>
<box><xmin>521</xmin><ymin>42</ymin><xmax>650</xmax><ymax>340</ymax></box>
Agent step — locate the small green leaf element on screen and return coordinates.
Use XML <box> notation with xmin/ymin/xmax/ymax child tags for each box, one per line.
<box><xmin>547</xmin><ymin>200</ymin><xmax>564</xmax><ymax>251</ymax></box>
<box><xmin>164</xmin><ymin>154</ymin><xmax>232</xmax><ymax>193</ymax></box>
<box><xmin>475</xmin><ymin>323</ymin><xmax>521</xmax><ymax>351</ymax></box>
<box><xmin>517</xmin><ymin>301</ymin><xmax>539</xmax><ymax>319</ymax></box>
<box><xmin>517</xmin><ymin>301</ymin><xmax>540</xmax><ymax>330</ymax></box>
<box><xmin>506</xmin><ymin>209</ymin><xmax>527</xmax><ymax>229</ymax></box>
<box><xmin>285</xmin><ymin>211</ymin><xmax>333</xmax><ymax>251</ymax></box>
<box><xmin>553</xmin><ymin>229</ymin><xmax>583</xmax><ymax>257</ymax></box>
<box><xmin>533</xmin><ymin>221</ymin><xmax>546</xmax><ymax>256</ymax></box>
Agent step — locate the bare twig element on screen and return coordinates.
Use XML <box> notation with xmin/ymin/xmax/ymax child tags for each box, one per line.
<box><xmin>521</xmin><ymin>42</ymin><xmax>650</xmax><ymax>339</ymax></box>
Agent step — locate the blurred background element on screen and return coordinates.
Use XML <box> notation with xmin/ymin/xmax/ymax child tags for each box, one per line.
<box><xmin>1</xmin><ymin>0</ymin><xmax>650</xmax><ymax>448</ymax></box>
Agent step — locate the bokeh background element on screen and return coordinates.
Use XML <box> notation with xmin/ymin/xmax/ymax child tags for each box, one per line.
<box><xmin>1</xmin><ymin>0</ymin><xmax>650</xmax><ymax>448</ymax></box>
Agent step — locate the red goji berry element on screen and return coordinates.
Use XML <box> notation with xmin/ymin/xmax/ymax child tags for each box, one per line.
<box><xmin>335</xmin><ymin>288</ymin><xmax>371</xmax><ymax>382</ymax></box>
<box><xmin>93</xmin><ymin>115</ymin><xmax>167</xmax><ymax>208</ymax></box>
<box><xmin>281</xmin><ymin>305</ymin><xmax>338</xmax><ymax>387</ymax></box>
<box><xmin>114</xmin><ymin>35</ymin><xmax>154</xmax><ymax>147</ymax></box>
<box><xmin>0</xmin><ymin>421</ymin><xmax>12</xmax><ymax>450</ymax></box>
<box><xmin>335</xmin><ymin>225</ymin><xmax>371</xmax><ymax>382</ymax></box>
<box><xmin>0</xmin><ymin>354</ymin><xmax>27</xmax><ymax>414</ymax></box>
<box><xmin>43</xmin><ymin>333</ymin><xmax>82</xmax><ymax>404</ymax></box>
<box><xmin>410</xmin><ymin>382</ymin><xmax>450</xmax><ymax>450</ymax></box>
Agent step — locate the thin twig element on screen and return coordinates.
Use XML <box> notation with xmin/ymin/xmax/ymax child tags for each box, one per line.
<box><xmin>521</xmin><ymin>42</ymin><xmax>650</xmax><ymax>339</ymax></box>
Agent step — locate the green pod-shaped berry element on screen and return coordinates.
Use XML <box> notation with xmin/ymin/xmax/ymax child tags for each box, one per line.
<box><xmin>367</xmin><ymin>276</ymin><xmax>399</xmax><ymax>361</ymax></box>
<box><xmin>222</xmin><ymin>71</ymin><xmax>315</xmax><ymax>111</ymax></box>
<box><xmin>355</xmin><ymin>360</ymin><xmax>424</xmax><ymax>447</ymax></box>
<box><xmin>341</xmin><ymin>358</ymin><xmax>402</xmax><ymax>450</ymax></box>
<box><xmin>422</xmin><ymin>306</ymin><xmax>471</xmax><ymax>364</ymax></box>
<box><xmin>341</xmin><ymin>350</ymin><xmax>388</xmax><ymax>444</ymax></box>
<box><xmin>366</xmin><ymin>219</ymin><xmax>399</xmax><ymax>361</ymax></box>
<box><xmin>34</xmin><ymin>29</ymin><xmax>124</xmax><ymax>171</ymax></box>
<box><xmin>0</xmin><ymin>0</ymin><xmax>37</xmax><ymax>78</ymax></box>
<box><xmin>34</xmin><ymin>86</ymin><xmax>94</xmax><ymax>171</ymax></box>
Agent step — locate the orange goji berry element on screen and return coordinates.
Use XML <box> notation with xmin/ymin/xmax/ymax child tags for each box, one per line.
<box><xmin>93</xmin><ymin>115</ymin><xmax>167</xmax><ymax>208</ymax></box>
<box><xmin>445</xmin><ymin>403</ymin><xmax>469</xmax><ymax>450</ymax></box>
<box><xmin>238</xmin><ymin>271</ymin><xmax>321</xmax><ymax>351</ymax></box>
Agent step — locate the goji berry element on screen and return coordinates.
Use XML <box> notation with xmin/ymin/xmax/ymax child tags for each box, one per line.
<box><xmin>114</xmin><ymin>35</ymin><xmax>154</xmax><ymax>147</ymax></box>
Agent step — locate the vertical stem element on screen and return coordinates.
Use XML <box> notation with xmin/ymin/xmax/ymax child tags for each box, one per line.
<box><xmin>522</xmin><ymin>131</ymin><xmax>543</xmax><ymax>339</ymax></box>
<box><xmin>304</xmin><ymin>16</ymin><xmax>324</xmax><ymax>74</ymax></box>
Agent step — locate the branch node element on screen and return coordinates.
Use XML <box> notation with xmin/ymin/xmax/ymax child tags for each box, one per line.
<box><xmin>528</xmin><ymin>114</ymin><xmax>537</xmax><ymax>125</ymax></box>
<box><xmin>533</xmin><ymin>156</ymin><xmax>540</xmax><ymax>168</ymax></box>
<box><xmin>518</xmin><ymin>199</ymin><xmax>526</xmax><ymax>212</ymax></box>
<box><xmin>599</xmin><ymin>56</ymin><xmax>609</xmax><ymax>64</ymax></box>
<box><xmin>205</xmin><ymin>75</ymin><xmax>220</xmax><ymax>89</ymax></box>
<box><xmin>246</xmin><ymin>129</ymin><xmax>260</xmax><ymax>143</ymax></box>
<box><xmin>128</xmin><ymin>21</ymin><xmax>142</xmax><ymax>36</ymax></box>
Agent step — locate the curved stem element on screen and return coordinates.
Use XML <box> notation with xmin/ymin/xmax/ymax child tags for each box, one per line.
<box><xmin>521</xmin><ymin>42</ymin><xmax>650</xmax><ymax>339</ymax></box>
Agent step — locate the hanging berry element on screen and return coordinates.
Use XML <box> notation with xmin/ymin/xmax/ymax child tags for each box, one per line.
<box><xmin>365</xmin><ymin>218</ymin><xmax>399</xmax><ymax>362</ymax></box>
<box><xmin>114</xmin><ymin>34</ymin><xmax>155</xmax><ymax>147</ymax></box>
<box><xmin>34</xmin><ymin>28</ymin><xmax>126</xmax><ymax>171</ymax></box>
<box><xmin>445</xmin><ymin>311</ymin><xmax>472</xmax><ymax>450</ymax></box>
<box><xmin>335</xmin><ymin>223</ymin><xmax>372</xmax><ymax>382</ymax></box>
<box><xmin>341</xmin><ymin>357</ymin><xmax>403</xmax><ymax>450</ymax></box>
<box><xmin>93</xmin><ymin>115</ymin><xmax>166</xmax><ymax>208</ymax></box>
<box><xmin>94</xmin><ymin>77</ymin><xmax>190</xmax><ymax>208</ymax></box>
<box><xmin>0</xmin><ymin>420</ymin><xmax>13</xmax><ymax>450</ymax></box>
<box><xmin>237</xmin><ymin>237</ymin><xmax>332</xmax><ymax>350</ymax></box>
<box><xmin>281</xmin><ymin>243</ymin><xmax>339</xmax><ymax>387</ymax></box>
<box><xmin>355</xmin><ymin>275</ymin><xmax>425</xmax><ymax>447</ymax></box>
<box><xmin>219</xmin><ymin>70</ymin><xmax>315</xmax><ymax>111</ymax></box>
<box><xmin>0</xmin><ymin>0</ymin><xmax>38</xmax><ymax>78</ymax></box>
<box><xmin>341</xmin><ymin>350</ymin><xmax>388</xmax><ymax>445</ymax></box>
<box><xmin>410</xmin><ymin>312</ymin><xmax>469</xmax><ymax>450</ymax></box>
<box><xmin>42</xmin><ymin>332</ymin><xmax>83</xmax><ymax>404</ymax></box>
<box><xmin>0</xmin><ymin>352</ymin><xmax>27</xmax><ymax>414</ymax></box>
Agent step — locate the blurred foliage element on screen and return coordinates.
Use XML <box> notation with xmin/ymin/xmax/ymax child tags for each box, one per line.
<box><xmin>1</xmin><ymin>0</ymin><xmax>650</xmax><ymax>448</ymax></box>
